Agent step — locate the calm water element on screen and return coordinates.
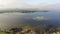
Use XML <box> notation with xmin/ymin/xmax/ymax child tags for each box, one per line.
<box><xmin>0</xmin><ymin>11</ymin><xmax>60</xmax><ymax>30</ymax></box>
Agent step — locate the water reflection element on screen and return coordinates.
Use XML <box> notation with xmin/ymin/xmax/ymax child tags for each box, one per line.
<box><xmin>0</xmin><ymin>11</ymin><xmax>60</xmax><ymax>34</ymax></box>
<box><xmin>33</xmin><ymin>16</ymin><xmax>48</xmax><ymax>20</ymax></box>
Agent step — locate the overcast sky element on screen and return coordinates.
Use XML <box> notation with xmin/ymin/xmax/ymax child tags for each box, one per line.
<box><xmin>0</xmin><ymin>0</ymin><xmax>60</xmax><ymax>9</ymax></box>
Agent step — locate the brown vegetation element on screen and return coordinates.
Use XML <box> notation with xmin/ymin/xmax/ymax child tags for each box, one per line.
<box><xmin>0</xmin><ymin>24</ymin><xmax>60</xmax><ymax>34</ymax></box>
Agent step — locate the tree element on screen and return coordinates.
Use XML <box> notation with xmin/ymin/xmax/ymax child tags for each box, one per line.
<box><xmin>10</xmin><ymin>27</ymin><xmax>22</xmax><ymax>34</ymax></box>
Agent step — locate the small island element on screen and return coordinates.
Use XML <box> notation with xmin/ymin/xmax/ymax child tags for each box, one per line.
<box><xmin>0</xmin><ymin>9</ymin><xmax>48</xmax><ymax>13</ymax></box>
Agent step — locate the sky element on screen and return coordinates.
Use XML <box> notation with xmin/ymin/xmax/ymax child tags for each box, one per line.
<box><xmin>0</xmin><ymin>0</ymin><xmax>60</xmax><ymax>9</ymax></box>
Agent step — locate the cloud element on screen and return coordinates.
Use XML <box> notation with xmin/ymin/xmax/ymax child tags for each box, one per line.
<box><xmin>0</xmin><ymin>0</ymin><xmax>60</xmax><ymax>9</ymax></box>
<box><xmin>0</xmin><ymin>0</ymin><xmax>39</xmax><ymax>9</ymax></box>
<box><xmin>0</xmin><ymin>0</ymin><xmax>46</xmax><ymax>9</ymax></box>
<box><xmin>0</xmin><ymin>0</ymin><xmax>29</xmax><ymax>8</ymax></box>
<box><xmin>33</xmin><ymin>16</ymin><xmax>48</xmax><ymax>20</ymax></box>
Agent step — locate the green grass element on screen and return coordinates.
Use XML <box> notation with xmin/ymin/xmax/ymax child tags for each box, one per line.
<box><xmin>0</xmin><ymin>31</ymin><xmax>13</xmax><ymax>34</ymax></box>
<box><xmin>0</xmin><ymin>32</ymin><xmax>6</xmax><ymax>34</ymax></box>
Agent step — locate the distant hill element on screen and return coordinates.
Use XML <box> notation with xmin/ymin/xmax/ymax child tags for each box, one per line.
<box><xmin>0</xmin><ymin>9</ymin><xmax>48</xmax><ymax>13</ymax></box>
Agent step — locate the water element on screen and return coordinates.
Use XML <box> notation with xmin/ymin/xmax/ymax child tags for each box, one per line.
<box><xmin>0</xmin><ymin>11</ymin><xmax>60</xmax><ymax>30</ymax></box>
